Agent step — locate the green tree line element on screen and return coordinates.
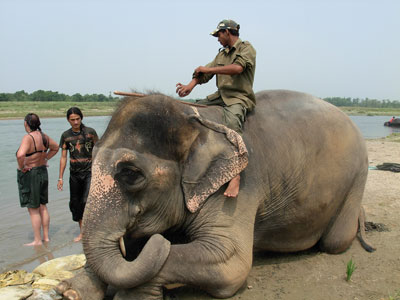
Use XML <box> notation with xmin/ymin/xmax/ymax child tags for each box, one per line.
<box><xmin>1</xmin><ymin>90</ymin><xmax>399</xmax><ymax>108</ymax></box>
<box><xmin>0</xmin><ymin>90</ymin><xmax>117</xmax><ymax>102</ymax></box>
<box><xmin>323</xmin><ymin>97</ymin><xmax>400</xmax><ymax>108</ymax></box>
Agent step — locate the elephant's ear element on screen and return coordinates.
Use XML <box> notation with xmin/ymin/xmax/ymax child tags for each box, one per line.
<box><xmin>181</xmin><ymin>114</ymin><xmax>248</xmax><ymax>213</ymax></box>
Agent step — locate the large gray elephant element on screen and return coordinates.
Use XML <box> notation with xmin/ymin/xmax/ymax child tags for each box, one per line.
<box><xmin>57</xmin><ymin>90</ymin><xmax>374</xmax><ymax>300</ymax></box>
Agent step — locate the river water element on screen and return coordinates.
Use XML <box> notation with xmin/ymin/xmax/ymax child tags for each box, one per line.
<box><xmin>0</xmin><ymin>116</ymin><xmax>110</xmax><ymax>272</ymax></box>
<box><xmin>0</xmin><ymin>115</ymin><xmax>399</xmax><ymax>272</ymax></box>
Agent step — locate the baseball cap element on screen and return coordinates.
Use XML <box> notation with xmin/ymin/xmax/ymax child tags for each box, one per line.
<box><xmin>210</xmin><ymin>19</ymin><xmax>240</xmax><ymax>36</ymax></box>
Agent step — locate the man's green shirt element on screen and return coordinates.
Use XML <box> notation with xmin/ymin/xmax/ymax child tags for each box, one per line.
<box><xmin>194</xmin><ymin>38</ymin><xmax>256</xmax><ymax>111</ymax></box>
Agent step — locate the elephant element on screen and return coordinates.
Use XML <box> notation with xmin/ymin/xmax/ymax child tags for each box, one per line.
<box><xmin>56</xmin><ymin>89</ymin><xmax>374</xmax><ymax>300</ymax></box>
<box><xmin>384</xmin><ymin>118</ymin><xmax>400</xmax><ymax>127</ymax></box>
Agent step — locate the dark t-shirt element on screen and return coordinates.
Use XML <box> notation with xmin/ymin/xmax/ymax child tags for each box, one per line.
<box><xmin>59</xmin><ymin>127</ymin><xmax>98</xmax><ymax>174</ymax></box>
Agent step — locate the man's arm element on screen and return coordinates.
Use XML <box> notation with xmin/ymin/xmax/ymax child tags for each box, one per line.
<box><xmin>176</xmin><ymin>57</ymin><xmax>218</xmax><ymax>98</ymax></box>
<box><xmin>93</xmin><ymin>130</ymin><xmax>99</xmax><ymax>145</ymax></box>
<box><xmin>176</xmin><ymin>63</ymin><xmax>242</xmax><ymax>98</ymax></box>
<box><xmin>57</xmin><ymin>149</ymin><xmax>68</xmax><ymax>191</ymax></box>
<box><xmin>195</xmin><ymin>64</ymin><xmax>243</xmax><ymax>76</ymax></box>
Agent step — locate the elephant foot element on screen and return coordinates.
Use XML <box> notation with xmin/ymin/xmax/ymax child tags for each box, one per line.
<box><xmin>55</xmin><ymin>280</ymin><xmax>82</xmax><ymax>300</ymax></box>
<box><xmin>55</xmin><ymin>267</ymin><xmax>107</xmax><ymax>300</ymax></box>
<box><xmin>63</xmin><ymin>288</ymin><xmax>80</xmax><ymax>300</ymax></box>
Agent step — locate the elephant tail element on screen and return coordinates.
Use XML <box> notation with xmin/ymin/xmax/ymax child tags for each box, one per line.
<box><xmin>357</xmin><ymin>206</ymin><xmax>376</xmax><ymax>252</ymax></box>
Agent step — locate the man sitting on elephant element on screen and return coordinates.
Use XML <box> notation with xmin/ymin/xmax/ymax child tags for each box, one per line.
<box><xmin>176</xmin><ymin>19</ymin><xmax>256</xmax><ymax>198</ymax></box>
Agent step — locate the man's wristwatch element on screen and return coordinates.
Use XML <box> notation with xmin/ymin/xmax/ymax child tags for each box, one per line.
<box><xmin>58</xmin><ymin>178</ymin><xmax>63</xmax><ymax>181</ymax></box>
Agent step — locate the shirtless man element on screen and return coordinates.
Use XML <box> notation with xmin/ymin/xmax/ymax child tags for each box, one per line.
<box><xmin>176</xmin><ymin>19</ymin><xmax>256</xmax><ymax>198</ymax></box>
<box><xmin>16</xmin><ymin>113</ymin><xmax>59</xmax><ymax>246</ymax></box>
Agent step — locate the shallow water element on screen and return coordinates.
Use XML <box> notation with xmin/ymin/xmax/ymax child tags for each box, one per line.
<box><xmin>349</xmin><ymin>115</ymin><xmax>400</xmax><ymax>138</ymax></box>
<box><xmin>0</xmin><ymin>116</ymin><xmax>109</xmax><ymax>272</ymax></box>
<box><xmin>0</xmin><ymin>114</ymin><xmax>398</xmax><ymax>272</ymax></box>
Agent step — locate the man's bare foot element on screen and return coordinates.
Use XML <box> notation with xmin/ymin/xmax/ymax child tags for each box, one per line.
<box><xmin>224</xmin><ymin>175</ymin><xmax>240</xmax><ymax>198</ymax></box>
<box><xmin>43</xmin><ymin>238</ymin><xmax>50</xmax><ymax>242</ymax></box>
<box><xmin>74</xmin><ymin>234</ymin><xmax>82</xmax><ymax>242</ymax></box>
<box><xmin>24</xmin><ymin>240</ymin><xmax>42</xmax><ymax>246</ymax></box>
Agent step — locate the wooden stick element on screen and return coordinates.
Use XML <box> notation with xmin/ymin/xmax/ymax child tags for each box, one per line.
<box><xmin>114</xmin><ymin>91</ymin><xmax>146</xmax><ymax>97</ymax></box>
<box><xmin>113</xmin><ymin>90</ymin><xmax>207</xmax><ymax>107</ymax></box>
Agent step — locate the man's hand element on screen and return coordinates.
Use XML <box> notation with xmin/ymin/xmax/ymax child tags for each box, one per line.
<box><xmin>20</xmin><ymin>167</ymin><xmax>31</xmax><ymax>173</ymax></box>
<box><xmin>176</xmin><ymin>83</ymin><xmax>193</xmax><ymax>97</ymax></box>
<box><xmin>57</xmin><ymin>179</ymin><xmax>63</xmax><ymax>191</ymax></box>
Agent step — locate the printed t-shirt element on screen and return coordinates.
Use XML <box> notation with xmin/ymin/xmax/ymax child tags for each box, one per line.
<box><xmin>59</xmin><ymin>127</ymin><xmax>98</xmax><ymax>173</ymax></box>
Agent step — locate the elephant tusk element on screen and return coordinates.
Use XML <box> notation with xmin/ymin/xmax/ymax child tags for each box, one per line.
<box><xmin>119</xmin><ymin>237</ymin><xmax>127</xmax><ymax>257</ymax></box>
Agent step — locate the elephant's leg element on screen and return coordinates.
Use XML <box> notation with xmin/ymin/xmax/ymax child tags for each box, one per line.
<box><xmin>153</xmin><ymin>239</ymin><xmax>253</xmax><ymax>299</ymax></box>
<box><xmin>55</xmin><ymin>264</ymin><xmax>107</xmax><ymax>300</ymax></box>
<box><xmin>319</xmin><ymin>175</ymin><xmax>366</xmax><ymax>254</ymax></box>
<box><xmin>111</xmin><ymin>236</ymin><xmax>252</xmax><ymax>299</ymax></box>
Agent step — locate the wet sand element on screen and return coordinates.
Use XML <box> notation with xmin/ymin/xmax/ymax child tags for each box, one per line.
<box><xmin>13</xmin><ymin>241</ymin><xmax>83</xmax><ymax>273</ymax></box>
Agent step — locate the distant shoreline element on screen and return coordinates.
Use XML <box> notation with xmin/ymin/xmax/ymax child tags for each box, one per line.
<box><xmin>0</xmin><ymin>101</ymin><xmax>117</xmax><ymax>120</ymax></box>
<box><xmin>0</xmin><ymin>113</ymin><xmax>112</xmax><ymax>121</ymax></box>
<box><xmin>339</xmin><ymin>107</ymin><xmax>400</xmax><ymax>116</ymax></box>
<box><xmin>1</xmin><ymin>101</ymin><xmax>399</xmax><ymax>120</ymax></box>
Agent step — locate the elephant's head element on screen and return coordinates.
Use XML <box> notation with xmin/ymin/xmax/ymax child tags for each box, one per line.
<box><xmin>82</xmin><ymin>94</ymin><xmax>248</xmax><ymax>288</ymax></box>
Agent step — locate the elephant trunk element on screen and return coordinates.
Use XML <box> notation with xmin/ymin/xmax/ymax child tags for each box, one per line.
<box><xmin>83</xmin><ymin>230</ymin><xmax>170</xmax><ymax>289</ymax></box>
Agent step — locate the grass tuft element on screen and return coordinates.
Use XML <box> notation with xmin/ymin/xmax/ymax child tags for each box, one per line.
<box><xmin>346</xmin><ymin>258</ymin><xmax>357</xmax><ymax>282</ymax></box>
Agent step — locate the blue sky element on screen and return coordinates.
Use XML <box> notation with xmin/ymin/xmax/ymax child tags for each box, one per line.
<box><xmin>1</xmin><ymin>0</ymin><xmax>399</xmax><ymax>100</ymax></box>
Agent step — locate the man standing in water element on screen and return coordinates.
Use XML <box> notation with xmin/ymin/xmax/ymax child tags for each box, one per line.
<box><xmin>176</xmin><ymin>19</ymin><xmax>256</xmax><ymax>198</ymax></box>
<box><xmin>57</xmin><ymin>107</ymin><xmax>98</xmax><ymax>242</ymax></box>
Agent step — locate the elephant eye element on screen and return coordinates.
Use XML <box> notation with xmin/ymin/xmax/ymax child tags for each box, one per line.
<box><xmin>115</xmin><ymin>164</ymin><xmax>146</xmax><ymax>191</ymax></box>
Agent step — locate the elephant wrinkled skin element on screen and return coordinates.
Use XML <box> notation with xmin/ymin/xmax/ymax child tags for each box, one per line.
<box><xmin>56</xmin><ymin>90</ymin><xmax>373</xmax><ymax>300</ymax></box>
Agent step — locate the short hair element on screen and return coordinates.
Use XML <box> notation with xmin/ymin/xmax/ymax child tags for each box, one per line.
<box><xmin>228</xmin><ymin>29</ymin><xmax>239</xmax><ymax>36</ymax></box>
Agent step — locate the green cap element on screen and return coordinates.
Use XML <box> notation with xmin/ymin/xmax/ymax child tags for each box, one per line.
<box><xmin>210</xmin><ymin>19</ymin><xmax>240</xmax><ymax>36</ymax></box>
